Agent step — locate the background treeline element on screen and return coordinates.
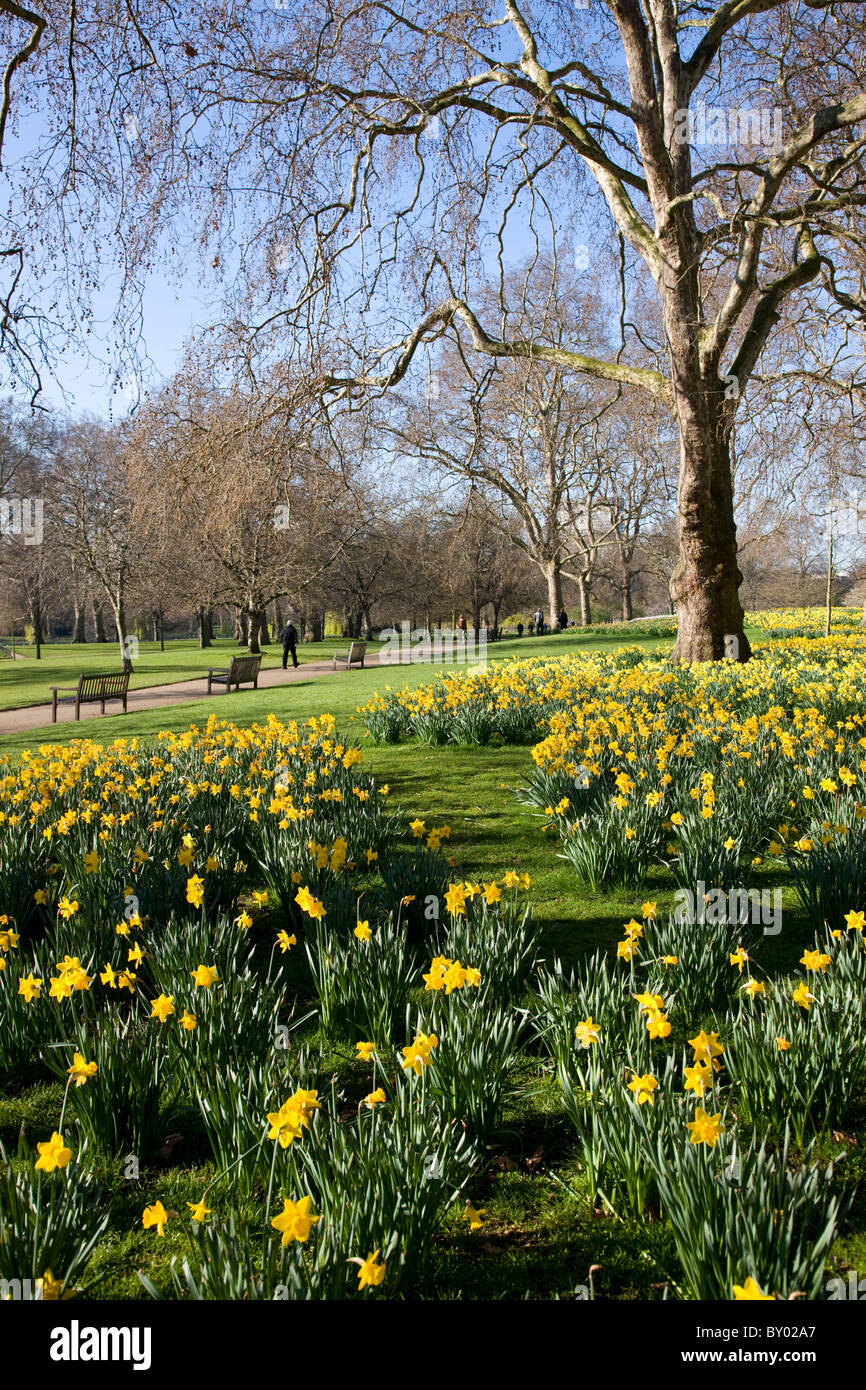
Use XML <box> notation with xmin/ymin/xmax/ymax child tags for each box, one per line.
<box><xmin>1</xmin><ymin>353</ymin><xmax>862</xmax><ymax>658</ymax></box>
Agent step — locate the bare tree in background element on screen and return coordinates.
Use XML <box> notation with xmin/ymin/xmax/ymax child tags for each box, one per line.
<box><xmin>132</xmin><ymin>357</ymin><xmax>354</xmax><ymax>655</ymax></box>
<box><xmin>391</xmin><ymin>280</ymin><xmax>674</xmax><ymax>627</ymax></box>
<box><xmin>49</xmin><ymin>419</ymin><xmax>160</xmax><ymax>663</ymax></box>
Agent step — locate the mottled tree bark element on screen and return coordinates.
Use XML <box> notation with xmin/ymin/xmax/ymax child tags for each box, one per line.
<box><xmin>577</xmin><ymin>573</ymin><xmax>592</xmax><ymax>627</ymax></box>
<box><xmin>668</xmin><ymin>396</ymin><xmax>750</xmax><ymax>662</ymax></box>
<box><xmin>544</xmin><ymin>560</ymin><xmax>563</xmax><ymax>631</ymax></box>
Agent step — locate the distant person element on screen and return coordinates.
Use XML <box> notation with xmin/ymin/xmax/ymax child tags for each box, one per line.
<box><xmin>534</xmin><ymin>607</ymin><xmax>544</xmax><ymax>636</ymax></box>
<box><xmin>516</xmin><ymin>622</ymin><xmax>524</xmax><ymax>638</ymax></box>
<box><xmin>456</xmin><ymin>614</ymin><xmax>468</xmax><ymax>641</ymax></box>
<box><xmin>527</xmin><ymin>617</ymin><xmax>535</xmax><ymax>636</ymax></box>
<box><xmin>279</xmin><ymin>619</ymin><xmax>299</xmax><ymax>669</ymax></box>
<box><xmin>558</xmin><ymin>608</ymin><xmax>568</xmax><ymax>630</ymax></box>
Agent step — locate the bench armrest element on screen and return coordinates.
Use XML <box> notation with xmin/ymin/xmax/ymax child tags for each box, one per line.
<box><xmin>49</xmin><ymin>685</ymin><xmax>79</xmax><ymax>694</ymax></box>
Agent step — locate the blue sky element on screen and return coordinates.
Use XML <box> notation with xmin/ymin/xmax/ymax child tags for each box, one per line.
<box><xmin>38</xmin><ymin>264</ymin><xmax>205</xmax><ymax>419</ymax></box>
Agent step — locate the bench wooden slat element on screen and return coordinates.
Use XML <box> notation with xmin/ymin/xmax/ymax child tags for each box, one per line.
<box><xmin>50</xmin><ymin>671</ymin><xmax>130</xmax><ymax>722</ymax></box>
<box><xmin>333</xmin><ymin>641</ymin><xmax>367</xmax><ymax>671</ymax></box>
<box><xmin>207</xmin><ymin>653</ymin><xmax>262</xmax><ymax>694</ymax></box>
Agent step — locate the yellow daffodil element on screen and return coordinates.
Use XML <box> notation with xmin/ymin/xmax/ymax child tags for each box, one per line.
<box><xmin>150</xmin><ymin>994</ymin><xmax>175</xmax><ymax>1022</ymax></box>
<box><xmin>67</xmin><ymin>1052</ymin><xmax>97</xmax><ymax>1086</ymax></box>
<box><xmin>186</xmin><ymin>875</ymin><xmax>205</xmax><ymax>909</ymax></box>
<box><xmin>733</xmin><ymin>1277</ymin><xmax>775</xmax><ymax>1300</ymax></box>
<box><xmin>270</xmin><ymin>1195</ymin><xmax>320</xmax><ymax>1245</ymax></box>
<box><xmin>800</xmin><ymin>948</ymin><xmax>830</xmax><ymax>972</ymax></box>
<box><xmin>575</xmin><ymin>1017</ymin><xmax>601</xmax><ymax>1047</ymax></box>
<box><xmin>18</xmin><ymin>973</ymin><xmax>42</xmax><ymax>1003</ymax></box>
<box><xmin>792</xmin><ymin>983</ymin><xmax>815</xmax><ymax>1009</ymax></box>
<box><xmin>627</xmin><ymin>1073</ymin><xmax>658</xmax><ymax>1105</ymax></box>
<box><xmin>351</xmin><ymin>1249</ymin><xmax>386</xmax><ymax>1290</ymax></box>
<box><xmin>686</xmin><ymin>1107</ymin><xmax>725</xmax><ymax>1147</ymax></box>
<box><xmin>464</xmin><ymin>1202</ymin><xmax>486</xmax><ymax>1230</ymax></box>
<box><xmin>35</xmin><ymin>1132</ymin><xmax>72</xmax><ymax>1172</ymax></box>
<box><xmin>186</xmin><ymin>1199</ymin><xmax>212</xmax><ymax>1223</ymax></box>
<box><xmin>141</xmin><ymin>1201</ymin><xmax>170</xmax><ymax>1236</ymax></box>
<box><xmin>401</xmin><ymin>1031</ymin><xmax>438</xmax><ymax>1076</ymax></box>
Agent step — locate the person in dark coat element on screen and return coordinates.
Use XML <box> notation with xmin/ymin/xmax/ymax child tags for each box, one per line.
<box><xmin>558</xmin><ymin>608</ymin><xmax>568</xmax><ymax>630</ymax></box>
<box><xmin>280</xmin><ymin>620</ymin><xmax>299</xmax><ymax>669</ymax></box>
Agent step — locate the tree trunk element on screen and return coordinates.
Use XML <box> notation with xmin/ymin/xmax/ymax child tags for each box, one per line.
<box><xmin>92</xmin><ymin>596</ymin><xmax>108</xmax><ymax>642</ymax></box>
<box><xmin>235</xmin><ymin>610</ymin><xmax>249</xmax><ymax>646</ymax></box>
<box><xmin>274</xmin><ymin>598</ymin><xmax>284</xmax><ymax>634</ymax></box>
<box><xmin>669</xmin><ymin>414</ymin><xmax>750</xmax><ymax>662</ymax></box>
<box><xmin>259</xmin><ymin>612</ymin><xmax>270</xmax><ymax>645</ymax></box>
<box><xmin>577</xmin><ymin>574</ymin><xmax>591</xmax><ymax>626</ymax></box>
<box><xmin>656</xmin><ymin>195</ymin><xmax>751</xmax><ymax>665</ymax></box>
<box><xmin>247</xmin><ymin>609</ymin><xmax>263</xmax><ymax>654</ymax></box>
<box><xmin>545</xmin><ymin>559</ymin><xmax>563</xmax><ymax>629</ymax></box>
<box><xmin>621</xmin><ymin>571</ymin><xmax>633</xmax><ymax>623</ymax></box>
<box><xmin>113</xmin><ymin>597</ymin><xmax>127</xmax><ymax>666</ymax></box>
<box><xmin>824</xmin><ymin>516</ymin><xmax>834</xmax><ymax>638</ymax></box>
<box><xmin>197</xmin><ymin>607</ymin><xmax>213</xmax><ymax>648</ymax></box>
<box><xmin>32</xmin><ymin>589</ymin><xmax>42</xmax><ymax>659</ymax></box>
<box><xmin>72</xmin><ymin>602</ymin><xmax>86</xmax><ymax>642</ymax></box>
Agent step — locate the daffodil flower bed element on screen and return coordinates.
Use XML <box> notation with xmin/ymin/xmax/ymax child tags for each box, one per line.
<box><xmin>2</xmin><ymin>682</ymin><xmax>866</xmax><ymax>1301</ymax></box>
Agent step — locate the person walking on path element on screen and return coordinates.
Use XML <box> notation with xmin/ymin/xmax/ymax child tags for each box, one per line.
<box><xmin>533</xmin><ymin>607</ymin><xmax>544</xmax><ymax>636</ymax></box>
<box><xmin>558</xmin><ymin>608</ymin><xmax>568</xmax><ymax>631</ymax></box>
<box><xmin>280</xmin><ymin>619</ymin><xmax>299</xmax><ymax>669</ymax></box>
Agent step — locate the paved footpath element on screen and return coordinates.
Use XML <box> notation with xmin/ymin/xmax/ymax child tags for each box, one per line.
<box><xmin>0</xmin><ymin>658</ymin><xmax>342</xmax><ymax>738</ymax></box>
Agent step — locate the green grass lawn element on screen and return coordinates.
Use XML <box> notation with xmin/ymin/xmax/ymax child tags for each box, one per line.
<box><xmin>0</xmin><ymin>635</ymin><xmax>362</xmax><ymax>711</ymax></box>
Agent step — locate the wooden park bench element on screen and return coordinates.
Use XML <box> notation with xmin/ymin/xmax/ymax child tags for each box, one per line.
<box><xmin>333</xmin><ymin>640</ymin><xmax>367</xmax><ymax>671</ymax></box>
<box><xmin>50</xmin><ymin>670</ymin><xmax>131</xmax><ymax>722</ymax></box>
<box><xmin>206</xmin><ymin>653</ymin><xmax>262</xmax><ymax>694</ymax></box>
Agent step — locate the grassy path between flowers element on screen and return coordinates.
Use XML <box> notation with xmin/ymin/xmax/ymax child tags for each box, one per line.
<box><xmin>4</xmin><ymin>736</ymin><xmax>866</xmax><ymax>1299</ymax></box>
